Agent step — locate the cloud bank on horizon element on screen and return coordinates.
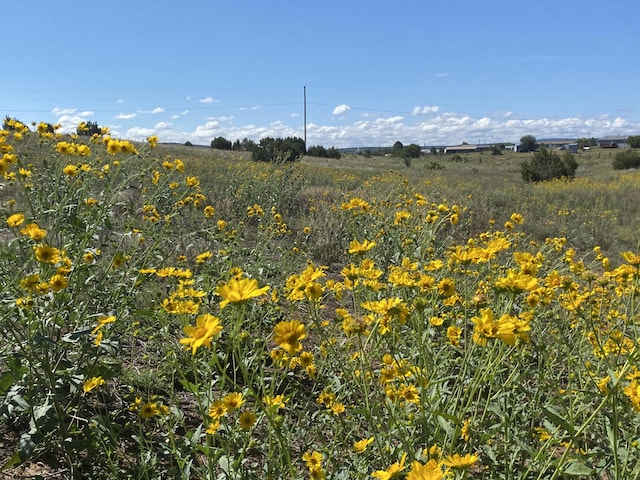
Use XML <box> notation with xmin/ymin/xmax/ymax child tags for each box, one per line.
<box><xmin>47</xmin><ymin>104</ymin><xmax>639</xmax><ymax>149</ymax></box>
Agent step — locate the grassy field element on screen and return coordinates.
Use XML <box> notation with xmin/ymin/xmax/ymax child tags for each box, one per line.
<box><xmin>1</xmin><ymin>124</ymin><xmax>640</xmax><ymax>479</ymax></box>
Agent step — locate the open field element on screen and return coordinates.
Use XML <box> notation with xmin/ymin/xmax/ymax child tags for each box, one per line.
<box><xmin>1</xmin><ymin>125</ymin><xmax>640</xmax><ymax>479</ymax></box>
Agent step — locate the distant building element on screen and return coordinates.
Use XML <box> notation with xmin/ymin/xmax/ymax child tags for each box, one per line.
<box><xmin>597</xmin><ymin>136</ymin><xmax>628</xmax><ymax>148</ymax></box>
<box><xmin>443</xmin><ymin>144</ymin><xmax>495</xmax><ymax>154</ymax></box>
<box><xmin>537</xmin><ymin>139</ymin><xmax>577</xmax><ymax>150</ymax></box>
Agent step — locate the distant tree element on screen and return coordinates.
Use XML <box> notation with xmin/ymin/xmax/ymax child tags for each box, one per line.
<box><xmin>402</xmin><ymin>144</ymin><xmax>422</xmax><ymax>159</ymax></box>
<box><xmin>491</xmin><ymin>145</ymin><xmax>503</xmax><ymax>156</ymax></box>
<box><xmin>612</xmin><ymin>149</ymin><xmax>640</xmax><ymax>169</ymax></box>
<box><xmin>519</xmin><ymin>135</ymin><xmax>537</xmax><ymax>153</ymax></box>
<box><xmin>627</xmin><ymin>136</ymin><xmax>640</xmax><ymax>148</ymax></box>
<box><xmin>363</xmin><ymin>149</ymin><xmax>372</xmax><ymax>158</ymax></box>
<box><xmin>307</xmin><ymin>145</ymin><xmax>328</xmax><ymax>158</ymax></box>
<box><xmin>521</xmin><ymin>146</ymin><xmax>578</xmax><ymax>182</ymax></box>
<box><xmin>251</xmin><ymin>136</ymin><xmax>306</xmax><ymax>163</ymax></box>
<box><xmin>326</xmin><ymin>147</ymin><xmax>341</xmax><ymax>159</ymax></box>
<box><xmin>430</xmin><ymin>146</ymin><xmax>438</xmax><ymax>155</ymax></box>
<box><xmin>184</xmin><ymin>141</ymin><xmax>193</xmax><ymax>147</ymax></box>
<box><xmin>211</xmin><ymin>136</ymin><xmax>233</xmax><ymax>150</ymax></box>
<box><xmin>392</xmin><ymin>141</ymin><xmax>404</xmax><ymax>156</ymax></box>
<box><xmin>232</xmin><ymin>137</ymin><xmax>256</xmax><ymax>151</ymax></box>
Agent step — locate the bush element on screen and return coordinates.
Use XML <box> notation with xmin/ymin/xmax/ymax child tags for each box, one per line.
<box><xmin>521</xmin><ymin>146</ymin><xmax>578</xmax><ymax>182</ymax></box>
<box><xmin>232</xmin><ymin>137</ymin><xmax>256</xmax><ymax>151</ymax></box>
<box><xmin>627</xmin><ymin>136</ymin><xmax>640</xmax><ymax>148</ymax></box>
<box><xmin>612</xmin><ymin>149</ymin><xmax>640</xmax><ymax>170</ymax></box>
<box><xmin>326</xmin><ymin>147</ymin><xmax>341</xmax><ymax>159</ymax></box>
<box><xmin>251</xmin><ymin>136</ymin><xmax>306</xmax><ymax>163</ymax></box>
<box><xmin>307</xmin><ymin>145</ymin><xmax>328</xmax><ymax>158</ymax></box>
<box><xmin>519</xmin><ymin>134</ymin><xmax>537</xmax><ymax>153</ymax></box>
<box><xmin>211</xmin><ymin>136</ymin><xmax>233</xmax><ymax>150</ymax></box>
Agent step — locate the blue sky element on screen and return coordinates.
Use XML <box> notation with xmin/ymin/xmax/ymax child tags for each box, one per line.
<box><xmin>3</xmin><ymin>0</ymin><xmax>639</xmax><ymax>147</ymax></box>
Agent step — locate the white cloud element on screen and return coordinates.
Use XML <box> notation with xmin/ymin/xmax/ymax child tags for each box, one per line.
<box><xmin>155</xmin><ymin>121</ymin><xmax>172</xmax><ymax>129</ymax></box>
<box><xmin>51</xmin><ymin>107</ymin><xmax>76</xmax><ymax>115</ymax></box>
<box><xmin>436</xmin><ymin>72</ymin><xmax>449</xmax><ymax>77</ymax></box>
<box><xmin>138</xmin><ymin>107</ymin><xmax>165</xmax><ymax>114</ymax></box>
<box><xmin>51</xmin><ymin>109</ymin><xmax>95</xmax><ymax>134</ymax></box>
<box><xmin>116</xmin><ymin>112</ymin><xmax>137</xmax><ymax>120</ymax></box>
<box><xmin>199</xmin><ymin>97</ymin><xmax>219</xmax><ymax>104</ymax></box>
<box><xmin>332</xmin><ymin>104</ymin><xmax>351</xmax><ymax>116</ymax></box>
<box><xmin>291</xmin><ymin>113</ymin><xmax>300</xmax><ymax>118</ymax></box>
<box><xmin>124</xmin><ymin>126</ymin><xmax>157</xmax><ymax>139</ymax></box>
<box><xmin>412</xmin><ymin>105</ymin><xmax>440</xmax><ymax>115</ymax></box>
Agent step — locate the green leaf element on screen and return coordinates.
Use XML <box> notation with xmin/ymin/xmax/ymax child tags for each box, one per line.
<box><xmin>563</xmin><ymin>461</ymin><xmax>594</xmax><ymax>476</ymax></box>
<box><xmin>1</xmin><ymin>450</ymin><xmax>23</xmax><ymax>470</ymax></box>
<box><xmin>33</xmin><ymin>402</ymin><xmax>53</xmax><ymax>424</ymax></box>
<box><xmin>1</xmin><ymin>432</ymin><xmax>38</xmax><ymax>470</ymax></box>
<box><xmin>179</xmin><ymin>378</ymin><xmax>200</xmax><ymax>394</ymax></box>
<box><xmin>434</xmin><ymin>413</ymin><xmax>454</xmax><ymax>436</ymax></box>
<box><xmin>62</xmin><ymin>327</ymin><xmax>93</xmax><ymax>342</ymax></box>
<box><xmin>542</xmin><ymin>405</ymin><xmax>576</xmax><ymax>437</ymax></box>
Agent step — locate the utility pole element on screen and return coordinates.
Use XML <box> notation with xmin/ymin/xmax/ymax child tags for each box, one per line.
<box><xmin>303</xmin><ymin>85</ymin><xmax>307</xmax><ymax>148</ymax></box>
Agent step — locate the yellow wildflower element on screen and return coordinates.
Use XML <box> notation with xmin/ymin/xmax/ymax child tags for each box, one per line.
<box><xmin>371</xmin><ymin>453</ymin><xmax>407</xmax><ymax>480</ymax></box>
<box><xmin>6</xmin><ymin>213</ymin><xmax>25</xmax><ymax>227</ymax></box>
<box><xmin>273</xmin><ymin>319</ymin><xmax>306</xmax><ymax>355</ymax></box>
<box><xmin>216</xmin><ymin>276</ymin><xmax>270</xmax><ymax>309</ymax></box>
<box><xmin>353</xmin><ymin>437</ymin><xmax>374</xmax><ymax>453</ymax></box>
<box><xmin>179</xmin><ymin>313</ymin><xmax>223</xmax><ymax>355</ymax></box>
<box><xmin>83</xmin><ymin>376</ymin><xmax>105</xmax><ymax>393</ymax></box>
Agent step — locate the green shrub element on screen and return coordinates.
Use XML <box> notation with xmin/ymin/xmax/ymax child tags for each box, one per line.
<box><xmin>307</xmin><ymin>145</ymin><xmax>328</xmax><ymax>158</ymax></box>
<box><xmin>521</xmin><ymin>146</ymin><xmax>578</xmax><ymax>182</ymax></box>
<box><xmin>251</xmin><ymin>136</ymin><xmax>306</xmax><ymax>163</ymax></box>
<box><xmin>612</xmin><ymin>149</ymin><xmax>640</xmax><ymax>170</ymax></box>
<box><xmin>211</xmin><ymin>136</ymin><xmax>232</xmax><ymax>150</ymax></box>
<box><xmin>326</xmin><ymin>147</ymin><xmax>341</xmax><ymax>159</ymax></box>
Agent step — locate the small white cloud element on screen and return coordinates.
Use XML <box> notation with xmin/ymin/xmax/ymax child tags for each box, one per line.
<box><xmin>51</xmin><ymin>107</ymin><xmax>76</xmax><ymax>115</ymax></box>
<box><xmin>186</xmin><ymin>96</ymin><xmax>192</xmax><ymax>101</ymax></box>
<box><xmin>151</xmin><ymin>107</ymin><xmax>164</xmax><ymax>114</ymax></box>
<box><xmin>412</xmin><ymin>105</ymin><xmax>440</xmax><ymax>115</ymax></box>
<box><xmin>125</xmin><ymin>126</ymin><xmax>156</xmax><ymax>140</ymax></box>
<box><xmin>116</xmin><ymin>113</ymin><xmax>137</xmax><ymax>120</ymax></box>
<box><xmin>199</xmin><ymin>97</ymin><xmax>219</xmax><ymax>104</ymax></box>
<box><xmin>436</xmin><ymin>72</ymin><xmax>449</xmax><ymax>77</ymax></box>
<box><xmin>291</xmin><ymin>113</ymin><xmax>300</xmax><ymax>118</ymax></box>
<box><xmin>332</xmin><ymin>104</ymin><xmax>351</xmax><ymax>116</ymax></box>
<box><xmin>117</xmin><ymin>99</ymin><xmax>125</xmax><ymax>104</ymax></box>
<box><xmin>50</xmin><ymin>110</ymin><xmax>95</xmax><ymax>134</ymax></box>
<box><xmin>155</xmin><ymin>121</ymin><xmax>172</xmax><ymax>129</ymax></box>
